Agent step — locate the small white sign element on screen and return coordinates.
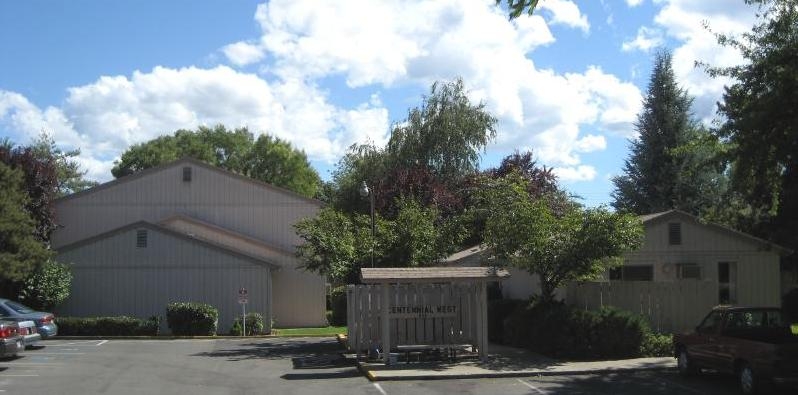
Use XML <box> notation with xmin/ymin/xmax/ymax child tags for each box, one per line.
<box><xmin>238</xmin><ymin>288</ymin><xmax>248</xmax><ymax>296</ymax></box>
<box><xmin>238</xmin><ymin>297</ymin><xmax>248</xmax><ymax>304</ymax></box>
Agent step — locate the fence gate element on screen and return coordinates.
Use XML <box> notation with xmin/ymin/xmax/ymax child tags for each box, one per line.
<box><xmin>347</xmin><ymin>267</ymin><xmax>509</xmax><ymax>364</ymax></box>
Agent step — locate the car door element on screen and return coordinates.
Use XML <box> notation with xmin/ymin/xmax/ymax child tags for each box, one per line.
<box><xmin>691</xmin><ymin>310</ymin><xmax>724</xmax><ymax>367</ymax></box>
<box><xmin>712</xmin><ymin>311</ymin><xmax>749</xmax><ymax>373</ymax></box>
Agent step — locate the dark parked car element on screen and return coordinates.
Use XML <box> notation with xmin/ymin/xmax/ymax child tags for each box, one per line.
<box><xmin>0</xmin><ymin>298</ymin><xmax>58</xmax><ymax>339</ymax></box>
<box><xmin>673</xmin><ymin>306</ymin><xmax>798</xmax><ymax>394</ymax></box>
<box><xmin>0</xmin><ymin>320</ymin><xmax>25</xmax><ymax>358</ymax></box>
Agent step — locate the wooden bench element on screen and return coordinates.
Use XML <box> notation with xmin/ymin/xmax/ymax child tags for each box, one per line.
<box><xmin>395</xmin><ymin>344</ymin><xmax>473</xmax><ymax>363</ymax></box>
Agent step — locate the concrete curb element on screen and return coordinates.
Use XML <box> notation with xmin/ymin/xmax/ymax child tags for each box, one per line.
<box><xmin>361</xmin><ymin>365</ymin><xmax>676</xmax><ymax>381</ymax></box>
<box><xmin>357</xmin><ymin>359</ymin><xmax>677</xmax><ymax>382</ymax></box>
<box><xmin>51</xmin><ymin>334</ymin><xmax>339</xmax><ymax>340</ymax></box>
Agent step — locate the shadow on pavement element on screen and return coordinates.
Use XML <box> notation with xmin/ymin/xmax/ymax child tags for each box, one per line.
<box><xmin>280</xmin><ymin>370</ymin><xmax>363</xmax><ymax>380</ymax></box>
<box><xmin>192</xmin><ymin>337</ymin><xmax>355</xmax><ymax>370</ymax></box>
<box><xmin>526</xmin><ymin>370</ymin><xmax>797</xmax><ymax>395</ymax></box>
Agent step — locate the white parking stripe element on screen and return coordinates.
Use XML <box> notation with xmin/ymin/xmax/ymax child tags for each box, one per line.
<box><xmin>96</xmin><ymin>340</ymin><xmax>108</xmax><ymax>346</ymax></box>
<box><xmin>516</xmin><ymin>379</ymin><xmax>548</xmax><ymax>394</ymax></box>
<box><xmin>372</xmin><ymin>383</ymin><xmax>388</xmax><ymax>395</ymax></box>
<box><xmin>2</xmin><ymin>374</ymin><xmax>39</xmax><ymax>377</ymax></box>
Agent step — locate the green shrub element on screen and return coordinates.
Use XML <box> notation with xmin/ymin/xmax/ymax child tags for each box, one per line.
<box><xmin>18</xmin><ymin>259</ymin><xmax>72</xmax><ymax>311</ymax></box>
<box><xmin>328</xmin><ymin>286</ymin><xmax>347</xmax><ymax>326</ymax></box>
<box><xmin>230</xmin><ymin>312</ymin><xmax>266</xmax><ymax>336</ymax></box>
<box><xmin>503</xmin><ymin>300</ymin><xmax>596</xmax><ymax>358</ymax></box>
<box><xmin>166</xmin><ymin>302</ymin><xmax>218</xmax><ymax>336</ymax></box>
<box><xmin>641</xmin><ymin>333</ymin><xmax>673</xmax><ymax>357</ymax></box>
<box><xmin>501</xmin><ymin>301</ymin><xmax>653</xmax><ymax>359</ymax></box>
<box><xmin>783</xmin><ymin>288</ymin><xmax>798</xmax><ymax>321</ymax></box>
<box><xmin>488</xmin><ymin>299</ymin><xmax>526</xmax><ymax>343</ymax></box>
<box><xmin>56</xmin><ymin>316</ymin><xmax>159</xmax><ymax>336</ymax></box>
<box><xmin>592</xmin><ymin>307</ymin><xmax>651</xmax><ymax>359</ymax></box>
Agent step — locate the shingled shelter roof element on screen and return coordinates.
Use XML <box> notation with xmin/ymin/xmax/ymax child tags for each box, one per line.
<box><xmin>360</xmin><ymin>267</ymin><xmax>510</xmax><ymax>284</ymax></box>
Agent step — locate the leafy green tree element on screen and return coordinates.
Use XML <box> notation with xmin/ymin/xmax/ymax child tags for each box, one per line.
<box><xmin>707</xmin><ymin>0</ymin><xmax>798</xmax><ymax>264</ymax></box>
<box><xmin>112</xmin><ymin>125</ymin><xmax>321</xmax><ymax>198</ymax></box>
<box><xmin>30</xmin><ymin>131</ymin><xmax>98</xmax><ymax>197</ymax></box>
<box><xmin>387</xmin><ymin>78</ymin><xmax>497</xmax><ymax>185</ymax></box>
<box><xmin>612</xmin><ymin>50</ymin><xmax>726</xmax><ymax>216</ymax></box>
<box><xmin>297</xmin><ymin>78</ymin><xmax>494</xmax><ymax>280</ymax></box>
<box><xmin>295</xmin><ymin>199</ymin><xmax>465</xmax><ymax>284</ymax></box>
<box><xmin>484</xmin><ymin>173</ymin><xmax>644</xmax><ymax>303</ymax></box>
<box><xmin>0</xmin><ymin>162</ymin><xmax>54</xmax><ymax>298</ymax></box>
<box><xmin>19</xmin><ymin>259</ymin><xmax>73</xmax><ymax>310</ymax></box>
<box><xmin>295</xmin><ymin>207</ymin><xmax>392</xmax><ymax>284</ymax></box>
<box><xmin>249</xmin><ymin>135</ymin><xmax>322</xmax><ymax>198</ymax></box>
<box><xmin>330</xmin><ymin>78</ymin><xmax>496</xmax><ymax>217</ymax></box>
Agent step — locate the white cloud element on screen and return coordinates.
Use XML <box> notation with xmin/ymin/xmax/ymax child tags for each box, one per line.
<box><xmin>220</xmin><ymin>0</ymin><xmax>635</xmax><ymax>174</ymax></box>
<box><xmin>621</xmin><ymin>26</ymin><xmax>664</xmax><ymax>52</ymax></box>
<box><xmin>553</xmin><ymin>165</ymin><xmax>597</xmax><ymax>182</ymax></box>
<box><xmin>1</xmin><ymin>66</ymin><xmax>390</xmax><ymax>181</ymax></box>
<box><xmin>574</xmin><ymin>134</ymin><xmax>607</xmax><ymax>153</ymax></box>
<box><xmin>4</xmin><ymin>0</ymin><xmax>636</xmax><ymax>185</ymax></box>
<box><xmin>538</xmin><ymin>0</ymin><xmax>590</xmax><ymax>33</ymax></box>
<box><xmin>626</xmin><ymin>0</ymin><xmax>644</xmax><ymax>7</ymax></box>
<box><xmin>651</xmin><ymin>0</ymin><xmax>756</xmax><ymax>123</ymax></box>
<box><xmin>222</xmin><ymin>41</ymin><xmax>265</xmax><ymax>66</ymax></box>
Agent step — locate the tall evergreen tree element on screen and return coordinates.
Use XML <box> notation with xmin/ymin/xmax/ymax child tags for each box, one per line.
<box><xmin>708</xmin><ymin>0</ymin><xmax>798</xmax><ymax>267</ymax></box>
<box><xmin>612</xmin><ymin>50</ymin><xmax>725</xmax><ymax>215</ymax></box>
<box><xmin>0</xmin><ymin>162</ymin><xmax>53</xmax><ymax>298</ymax></box>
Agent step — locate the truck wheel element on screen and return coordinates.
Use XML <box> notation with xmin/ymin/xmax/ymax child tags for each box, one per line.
<box><xmin>677</xmin><ymin>349</ymin><xmax>698</xmax><ymax>376</ymax></box>
<box><xmin>739</xmin><ymin>363</ymin><xmax>758</xmax><ymax>395</ymax></box>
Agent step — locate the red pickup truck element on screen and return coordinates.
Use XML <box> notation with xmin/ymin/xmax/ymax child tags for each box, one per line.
<box><xmin>673</xmin><ymin>306</ymin><xmax>798</xmax><ymax>394</ymax></box>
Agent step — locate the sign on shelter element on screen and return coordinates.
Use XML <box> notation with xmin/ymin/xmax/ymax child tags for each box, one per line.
<box><xmin>347</xmin><ymin>267</ymin><xmax>509</xmax><ymax>364</ymax></box>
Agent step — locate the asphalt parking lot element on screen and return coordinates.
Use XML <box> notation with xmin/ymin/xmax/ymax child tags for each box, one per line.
<box><xmin>1</xmin><ymin>338</ymin><xmax>795</xmax><ymax>394</ymax></box>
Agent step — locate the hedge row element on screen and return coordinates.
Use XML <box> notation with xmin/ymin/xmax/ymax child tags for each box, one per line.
<box><xmin>57</xmin><ymin>316</ymin><xmax>159</xmax><ymax>336</ymax></box>
<box><xmin>490</xmin><ymin>299</ymin><xmax>672</xmax><ymax>359</ymax></box>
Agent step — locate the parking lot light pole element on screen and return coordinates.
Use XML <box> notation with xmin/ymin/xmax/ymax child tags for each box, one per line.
<box><xmin>360</xmin><ymin>181</ymin><xmax>375</xmax><ymax>268</ymax></box>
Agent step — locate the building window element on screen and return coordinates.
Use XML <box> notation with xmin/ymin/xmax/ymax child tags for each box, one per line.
<box><xmin>668</xmin><ymin>222</ymin><xmax>681</xmax><ymax>245</ymax></box>
<box><xmin>182</xmin><ymin>166</ymin><xmax>192</xmax><ymax>182</ymax></box>
<box><xmin>677</xmin><ymin>263</ymin><xmax>701</xmax><ymax>280</ymax></box>
<box><xmin>136</xmin><ymin>229</ymin><xmax>147</xmax><ymax>248</ymax></box>
<box><xmin>609</xmin><ymin>265</ymin><xmax>654</xmax><ymax>281</ymax></box>
<box><xmin>718</xmin><ymin>262</ymin><xmax>737</xmax><ymax>304</ymax></box>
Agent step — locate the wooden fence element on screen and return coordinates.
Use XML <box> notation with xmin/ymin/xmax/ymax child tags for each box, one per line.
<box><xmin>346</xmin><ymin>283</ymin><xmax>483</xmax><ymax>356</ymax></box>
<box><xmin>566</xmin><ymin>281</ymin><xmax>719</xmax><ymax>333</ymax></box>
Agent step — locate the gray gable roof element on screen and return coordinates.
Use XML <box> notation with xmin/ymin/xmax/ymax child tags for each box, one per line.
<box><xmin>55</xmin><ymin>157</ymin><xmax>323</xmax><ymax>207</ymax></box>
<box><xmin>56</xmin><ymin>220</ymin><xmax>279</xmax><ymax>269</ymax></box>
<box><xmin>640</xmin><ymin>209</ymin><xmax>792</xmax><ymax>256</ymax></box>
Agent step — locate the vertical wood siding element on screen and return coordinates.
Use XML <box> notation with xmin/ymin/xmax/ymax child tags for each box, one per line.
<box><xmin>57</xmin><ymin>227</ymin><xmax>272</xmax><ymax>334</ymax></box>
<box><xmin>53</xmin><ymin>161</ymin><xmax>326</xmax><ymax>327</ymax></box>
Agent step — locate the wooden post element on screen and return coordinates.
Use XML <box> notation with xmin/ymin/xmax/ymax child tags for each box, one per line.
<box><xmin>381</xmin><ymin>282</ymin><xmax>391</xmax><ymax>364</ymax></box>
<box><xmin>478</xmin><ymin>281</ymin><xmax>488</xmax><ymax>362</ymax></box>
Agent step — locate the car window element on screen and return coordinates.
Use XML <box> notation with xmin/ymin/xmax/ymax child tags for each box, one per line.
<box><xmin>726</xmin><ymin>310</ymin><xmax>785</xmax><ymax>329</ymax></box>
<box><xmin>5</xmin><ymin>301</ymin><xmax>36</xmax><ymax>314</ymax></box>
<box><xmin>698</xmin><ymin>311</ymin><xmax>724</xmax><ymax>333</ymax></box>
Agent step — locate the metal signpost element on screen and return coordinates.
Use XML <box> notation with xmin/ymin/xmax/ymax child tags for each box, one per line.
<box><xmin>238</xmin><ymin>288</ymin><xmax>248</xmax><ymax>336</ymax></box>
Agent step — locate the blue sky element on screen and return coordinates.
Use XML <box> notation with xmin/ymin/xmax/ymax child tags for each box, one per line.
<box><xmin>0</xmin><ymin>0</ymin><xmax>757</xmax><ymax>206</ymax></box>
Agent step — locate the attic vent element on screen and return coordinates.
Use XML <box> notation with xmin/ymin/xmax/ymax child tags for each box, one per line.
<box><xmin>668</xmin><ymin>222</ymin><xmax>681</xmax><ymax>245</ymax></box>
<box><xmin>136</xmin><ymin>229</ymin><xmax>148</xmax><ymax>248</ymax></box>
<box><xmin>182</xmin><ymin>166</ymin><xmax>192</xmax><ymax>182</ymax></box>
